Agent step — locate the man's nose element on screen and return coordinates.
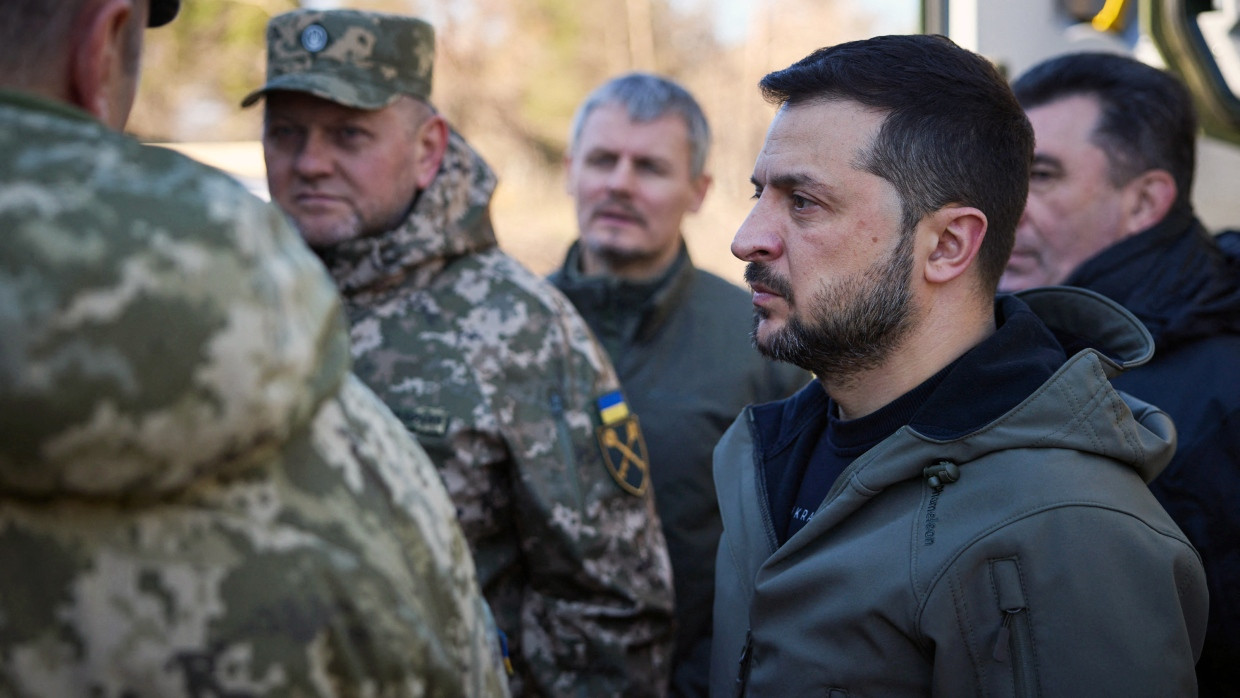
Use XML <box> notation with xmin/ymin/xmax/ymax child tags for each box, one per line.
<box><xmin>605</xmin><ymin>160</ymin><xmax>636</xmax><ymax>193</ymax></box>
<box><xmin>732</xmin><ymin>198</ymin><xmax>784</xmax><ymax>262</ymax></box>
<box><xmin>293</xmin><ymin>132</ymin><xmax>333</xmax><ymax>179</ymax></box>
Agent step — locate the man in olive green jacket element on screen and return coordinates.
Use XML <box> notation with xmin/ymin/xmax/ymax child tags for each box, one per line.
<box><xmin>713</xmin><ymin>35</ymin><xmax>1206</xmax><ymax>696</ymax></box>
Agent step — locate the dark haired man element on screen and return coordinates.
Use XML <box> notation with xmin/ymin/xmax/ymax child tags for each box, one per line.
<box><xmin>1004</xmin><ymin>51</ymin><xmax>1240</xmax><ymax>696</ymax></box>
<box><xmin>712</xmin><ymin>35</ymin><xmax>1208</xmax><ymax>695</ymax></box>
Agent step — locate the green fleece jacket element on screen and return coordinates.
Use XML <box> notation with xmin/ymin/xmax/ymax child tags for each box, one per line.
<box><xmin>711</xmin><ymin>288</ymin><xmax>1207</xmax><ymax>697</ymax></box>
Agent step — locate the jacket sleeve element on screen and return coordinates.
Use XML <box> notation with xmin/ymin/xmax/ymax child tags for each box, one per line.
<box><xmin>335</xmin><ymin>376</ymin><xmax>511</xmax><ymax>698</ymax></box>
<box><xmin>0</xmin><ymin>377</ymin><xmax>510</xmax><ymax>698</ymax></box>
<box><xmin>499</xmin><ymin>297</ymin><xmax>676</xmax><ymax>698</ymax></box>
<box><xmin>920</xmin><ymin>504</ymin><xmax>1208</xmax><ymax>697</ymax></box>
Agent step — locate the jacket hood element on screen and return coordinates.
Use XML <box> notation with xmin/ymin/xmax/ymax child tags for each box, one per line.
<box><xmin>1065</xmin><ymin>207</ymin><xmax>1240</xmax><ymax>349</ymax></box>
<box><xmin>0</xmin><ymin>96</ymin><xmax>349</xmax><ymax>499</ymax></box>
<box><xmin>904</xmin><ymin>287</ymin><xmax>1174</xmax><ymax>483</ymax></box>
<box><xmin>316</xmin><ymin>128</ymin><xmax>498</xmax><ymax>297</ymax></box>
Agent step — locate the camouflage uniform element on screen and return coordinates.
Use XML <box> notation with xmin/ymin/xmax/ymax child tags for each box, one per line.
<box><xmin>246</xmin><ymin>11</ymin><xmax>677</xmax><ymax>696</ymax></box>
<box><xmin>0</xmin><ymin>87</ymin><xmax>507</xmax><ymax>697</ymax></box>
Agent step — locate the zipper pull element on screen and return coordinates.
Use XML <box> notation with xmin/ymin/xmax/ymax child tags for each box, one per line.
<box><xmin>992</xmin><ymin>612</ymin><xmax>1013</xmax><ymax>662</ymax></box>
<box><xmin>736</xmin><ymin>629</ymin><xmax>754</xmax><ymax>694</ymax></box>
<box><xmin>923</xmin><ymin>461</ymin><xmax>960</xmax><ymax>489</ymax></box>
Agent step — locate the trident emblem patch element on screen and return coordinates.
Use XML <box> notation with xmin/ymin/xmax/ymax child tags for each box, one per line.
<box><xmin>595</xmin><ymin>391</ymin><xmax>650</xmax><ymax>496</ymax></box>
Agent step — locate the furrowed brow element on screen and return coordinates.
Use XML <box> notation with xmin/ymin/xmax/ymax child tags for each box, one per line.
<box><xmin>768</xmin><ymin>172</ymin><xmax>825</xmax><ymax>192</ymax></box>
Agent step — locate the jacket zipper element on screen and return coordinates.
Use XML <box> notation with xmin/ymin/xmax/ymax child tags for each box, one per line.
<box><xmin>991</xmin><ymin>558</ymin><xmax>1038</xmax><ymax>697</ymax></box>
<box><xmin>549</xmin><ymin>389</ymin><xmax>584</xmax><ymax>509</ymax></box>
<box><xmin>747</xmin><ymin>411</ymin><xmax>780</xmax><ymax>554</ymax></box>
<box><xmin>735</xmin><ymin>629</ymin><xmax>753</xmax><ymax>697</ymax></box>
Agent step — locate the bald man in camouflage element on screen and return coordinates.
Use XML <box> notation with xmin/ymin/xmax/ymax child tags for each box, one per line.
<box><xmin>246</xmin><ymin>10</ymin><xmax>676</xmax><ymax>697</ymax></box>
<box><xmin>0</xmin><ymin>0</ymin><xmax>505</xmax><ymax>695</ymax></box>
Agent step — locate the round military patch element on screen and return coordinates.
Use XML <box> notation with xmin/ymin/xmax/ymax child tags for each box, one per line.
<box><xmin>300</xmin><ymin>24</ymin><xmax>329</xmax><ymax>53</ymax></box>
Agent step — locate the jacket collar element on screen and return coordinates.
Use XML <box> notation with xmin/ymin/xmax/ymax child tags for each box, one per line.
<box><xmin>553</xmin><ymin>240</ymin><xmax>695</xmax><ymax>344</ymax></box>
<box><xmin>750</xmin><ymin>287</ymin><xmax>1164</xmax><ymax>477</ymax></box>
<box><xmin>316</xmin><ymin>128</ymin><xmax>498</xmax><ymax>299</ymax></box>
<box><xmin>0</xmin><ymin>88</ymin><xmax>97</xmax><ymax>124</ymax></box>
<box><xmin>1064</xmin><ymin>206</ymin><xmax>1240</xmax><ymax>347</ymax></box>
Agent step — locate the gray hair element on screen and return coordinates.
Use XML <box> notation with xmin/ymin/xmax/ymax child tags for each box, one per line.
<box><xmin>569</xmin><ymin>72</ymin><xmax>711</xmax><ymax>179</ymax></box>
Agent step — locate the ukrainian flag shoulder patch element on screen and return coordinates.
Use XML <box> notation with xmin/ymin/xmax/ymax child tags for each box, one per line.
<box><xmin>597</xmin><ymin>390</ymin><xmax>631</xmax><ymax>425</ymax></box>
<box><xmin>595</xmin><ymin>391</ymin><xmax>649</xmax><ymax>496</ymax></box>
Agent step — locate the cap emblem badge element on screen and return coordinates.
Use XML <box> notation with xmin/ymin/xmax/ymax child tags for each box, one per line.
<box><xmin>300</xmin><ymin>24</ymin><xmax>329</xmax><ymax>53</ymax></box>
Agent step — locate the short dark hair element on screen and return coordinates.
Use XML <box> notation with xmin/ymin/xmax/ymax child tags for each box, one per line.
<box><xmin>759</xmin><ymin>34</ymin><xmax>1034</xmax><ymax>293</ymax></box>
<box><xmin>0</xmin><ymin>0</ymin><xmax>87</xmax><ymax>83</ymax></box>
<box><xmin>0</xmin><ymin>0</ymin><xmax>148</xmax><ymax>86</ymax></box>
<box><xmin>1012</xmin><ymin>51</ymin><xmax>1196</xmax><ymax>209</ymax></box>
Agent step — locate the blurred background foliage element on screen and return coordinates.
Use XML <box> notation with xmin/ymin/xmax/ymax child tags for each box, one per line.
<box><xmin>130</xmin><ymin>0</ymin><xmax>915</xmax><ymax>280</ymax></box>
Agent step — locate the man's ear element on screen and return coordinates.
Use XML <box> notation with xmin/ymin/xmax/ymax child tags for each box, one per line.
<box><xmin>1122</xmin><ymin>169</ymin><xmax>1177</xmax><ymax>235</ymax></box>
<box><xmin>922</xmin><ymin>205</ymin><xmax>987</xmax><ymax>285</ymax></box>
<box><xmin>563</xmin><ymin>152</ymin><xmax>576</xmax><ymax>195</ymax></box>
<box><xmin>71</xmin><ymin>0</ymin><xmax>135</xmax><ymax>124</ymax></box>
<box><xmin>687</xmin><ymin>172</ymin><xmax>713</xmax><ymax>214</ymax></box>
<box><xmin>412</xmin><ymin>113</ymin><xmax>450</xmax><ymax>189</ymax></box>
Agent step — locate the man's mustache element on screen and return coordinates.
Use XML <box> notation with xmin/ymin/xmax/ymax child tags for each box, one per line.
<box><xmin>744</xmin><ymin>262</ymin><xmax>794</xmax><ymax>303</ymax></box>
<box><xmin>590</xmin><ymin>197</ymin><xmax>646</xmax><ymax>227</ymax></box>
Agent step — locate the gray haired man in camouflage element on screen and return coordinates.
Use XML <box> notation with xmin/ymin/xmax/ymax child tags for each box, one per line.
<box><xmin>247</xmin><ymin>9</ymin><xmax>677</xmax><ymax>696</ymax></box>
<box><xmin>0</xmin><ymin>1</ymin><xmax>506</xmax><ymax>695</ymax></box>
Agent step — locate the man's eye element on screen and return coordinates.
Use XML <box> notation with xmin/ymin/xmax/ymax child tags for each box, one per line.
<box><xmin>1030</xmin><ymin>168</ymin><xmax>1057</xmax><ymax>182</ymax></box>
<box><xmin>791</xmin><ymin>194</ymin><xmax>810</xmax><ymax>209</ymax></box>
<box><xmin>587</xmin><ymin>154</ymin><xmax>616</xmax><ymax>168</ymax></box>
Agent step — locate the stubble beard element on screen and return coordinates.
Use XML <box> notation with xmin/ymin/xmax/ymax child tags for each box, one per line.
<box><xmin>296</xmin><ymin>211</ymin><xmax>364</xmax><ymax>250</ymax></box>
<box><xmin>293</xmin><ymin>201</ymin><xmax>415</xmax><ymax>250</ymax></box>
<box><xmin>580</xmin><ymin>196</ymin><xmax>670</xmax><ymax>273</ymax></box>
<box><xmin>749</xmin><ymin>232</ymin><xmax>916</xmax><ymax>381</ymax></box>
<box><xmin>583</xmin><ymin>235</ymin><xmax>663</xmax><ymax>271</ymax></box>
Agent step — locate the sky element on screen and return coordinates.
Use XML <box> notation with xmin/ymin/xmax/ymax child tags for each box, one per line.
<box><xmin>713</xmin><ymin>0</ymin><xmax>920</xmax><ymax>43</ymax></box>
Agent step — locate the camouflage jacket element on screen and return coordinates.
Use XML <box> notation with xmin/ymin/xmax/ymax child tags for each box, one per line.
<box><xmin>316</xmin><ymin>129</ymin><xmax>676</xmax><ymax>697</ymax></box>
<box><xmin>0</xmin><ymin>89</ymin><xmax>506</xmax><ymax>698</ymax></box>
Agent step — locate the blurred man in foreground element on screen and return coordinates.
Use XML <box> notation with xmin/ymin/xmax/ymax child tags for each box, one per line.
<box><xmin>1004</xmin><ymin>51</ymin><xmax>1240</xmax><ymax>695</ymax></box>
<box><xmin>0</xmin><ymin>0</ymin><xmax>505</xmax><ymax>695</ymax></box>
<box><xmin>248</xmin><ymin>10</ymin><xmax>675</xmax><ymax>696</ymax></box>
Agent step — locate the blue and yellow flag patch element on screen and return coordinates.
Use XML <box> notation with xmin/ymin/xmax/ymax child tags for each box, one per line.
<box><xmin>595</xmin><ymin>391</ymin><xmax>649</xmax><ymax>496</ymax></box>
<box><xmin>597</xmin><ymin>390</ymin><xmax>631</xmax><ymax>425</ymax></box>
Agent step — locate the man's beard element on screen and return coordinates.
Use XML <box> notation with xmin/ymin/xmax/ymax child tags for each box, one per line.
<box><xmin>581</xmin><ymin>197</ymin><xmax>663</xmax><ymax>270</ymax></box>
<box><xmin>295</xmin><ymin>201</ymin><xmax>415</xmax><ymax>250</ymax></box>
<box><xmin>296</xmin><ymin>211</ymin><xmax>365</xmax><ymax>250</ymax></box>
<box><xmin>583</xmin><ymin>237</ymin><xmax>661</xmax><ymax>269</ymax></box>
<box><xmin>747</xmin><ymin>232</ymin><xmax>916</xmax><ymax>380</ymax></box>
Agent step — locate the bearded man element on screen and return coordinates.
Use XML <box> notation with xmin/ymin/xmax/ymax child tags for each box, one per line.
<box><xmin>710</xmin><ymin>34</ymin><xmax>1209</xmax><ymax>696</ymax></box>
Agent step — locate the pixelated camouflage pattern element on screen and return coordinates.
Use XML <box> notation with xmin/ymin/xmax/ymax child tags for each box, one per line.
<box><xmin>315</xmin><ymin>128</ymin><xmax>676</xmax><ymax>697</ymax></box>
<box><xmin>241</xmin><ymin>9</ymin><xmax>434</xmax><ymax>110</ymax></box>
<box><xmin>0</xmin><ymin>89</ymin><xmax>507</xmax><ymax>697</ymax></box>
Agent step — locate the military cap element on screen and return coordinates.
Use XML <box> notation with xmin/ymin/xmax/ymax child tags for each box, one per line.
<box><xmin>148</xmin><ymin>0</ymin><xmax>179</xmax><ymax>27</ymax></box>
<box><xmin>241</xmin><ymin>9</ymin><xmax>434</xmax><ymax>110</ymax></box>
